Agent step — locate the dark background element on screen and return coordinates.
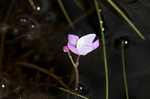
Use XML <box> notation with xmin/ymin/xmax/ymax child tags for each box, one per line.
<box><xmin>0</xmin><ymin>0</ymin><xmax>150</xmax><ymax>99</ymax></box>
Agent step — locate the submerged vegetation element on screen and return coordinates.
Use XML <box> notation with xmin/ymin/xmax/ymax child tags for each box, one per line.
<box><xmin>0</xmin><ymin>0</ymin><xmax>148</xmax><ymax>99</ymax></box>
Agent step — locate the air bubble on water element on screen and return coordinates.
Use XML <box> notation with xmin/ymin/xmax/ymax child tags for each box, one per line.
<box><xmin>75</xmin><ymin>83</ymin><xmax>89</xmax><ymax>96</ymax></box>
<box><xmin>114</xmin><ymin>36</ymin><xmax>130</xmax><ymax>49</ymax></box>
<box><xmin>99</xmin><ymin>9</ymin><xmax>102</xmax><ymax>12</ymax></box>
<box><xmin>124</xmin><ymin>40</ymin><xmax>128</xmax><ymax>45</ymax></box>
<box><xmin>102</xmin><ymin>28</ymin><xmax>105</xmax><ymax>31</ymax></box>
<box><xmin>36</xmin><ymin>6</ymin><xmax>41</xmax><ymax>11</ymax></box>
<box><xmin>79</xmin><ymin>86</ymin><xmax>83</xmax><ymax>90</ymax></box>
<box><xmin>31</xmin><ymin>24</ymin><xmax>35</xmax><ymax>29</ymax></box>
<box><xmin>17</xmin><ymin>16</ymin><xmax>30</xmax><ymax>26</ymax></box>
<box><xmin>20</xmin><ymin>18</ymin><xmax>27</xmax><ymax>24</ymax></box>
<box><xmin>100</xmin><ymin>21</ymin><xmax>103</xmax><ymax>24</ymax></box>
<box><xmin>1</xmin><ymin>84</ymin><xmax>5</xmax><ymax>88</ymax></box>
<box><xmin>0</xmin><ymin>79</ymin><xmax>8</xmax><ymax>89</ymax></box>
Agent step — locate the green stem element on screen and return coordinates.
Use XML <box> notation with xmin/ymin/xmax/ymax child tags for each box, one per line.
<box><xmin>28</xmin><ymin>0</ymin><xmax>36</xmax><ymax>10</ymax></box>
<box><xmin>107</xmin><ymin>0</ymin><xmax>145</xmax><ymax>40</ymax></box>
<box><xmin>94</xmin><ymin>1</ymin><xmax>109</xmax><ymax>99</ymax></box>
<box><xmin>58</xmin><ymin>87</ymin><xmax>89</xmax><ymax>99</ymax></box>
<box><xmin>121</xmin><ymin>41</ymin><xmax>129</xmax><ymax>99</ymax></box>
<box><xmin>57</xmin><ymin>0</ymin><xmax>75</xmax><ymax>29</ymax></box>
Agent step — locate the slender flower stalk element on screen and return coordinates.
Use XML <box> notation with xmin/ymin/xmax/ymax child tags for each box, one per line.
<box><xmin>107</xmin><ymin>0</ymin><xmax>145</xmax><ymax>40</ymax></box>
<box><xmin>121</xmin><ymin>41</ymin><xmax>129</xmax><ymax>99</ymax></box>
<box><xmin>67</xmin><ymin>50</ymin><xmax>80</xmax><ymax>89</ymax></box>
<box><xmin>94</xmin><ymin>1</ymin><xmax>109</xmax><ymax>99</ymax></box>
<box><xmin>64</xmin><ymin>33</ymin><xmax>99</xmax><ymax>89</ymax></box>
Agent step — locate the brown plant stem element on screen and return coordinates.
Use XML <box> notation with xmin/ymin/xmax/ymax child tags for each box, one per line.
<box><xmin>15</xmin><ymin>62</ymin><xmax>69</xmax><ymax>89</ymax></box>
<box><xmin>74</xmin><ymin>67</ymin><xmax>79</xmax><ymax>89</ymax></box>
<box><xmin>67</xmin><ymin>51</ymin><xmax>79</xmax><ymax>89</ymax></box>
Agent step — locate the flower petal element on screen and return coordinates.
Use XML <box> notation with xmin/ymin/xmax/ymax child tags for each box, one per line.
<box><xmin>77</xmin><ymin>45</ymin><xmax>94</xmax><ymax>55</ymax></box>
<box><xmin>68</xmin><ymin>34</ymin><xmax>79</xmax><ymax>46</ymax></box>
<box><xmin>63</xmin><ymin>46</ymin><xmax>69</xmax><ymax>52</ymax></box>
<box><xmin>92</xmin><ymin>40</ymin><xmax>99</xmax><ymax>49</ymax></box>
<box><xmin>77</xmin><ymin>34</ymin><xmax>96</xmax><ymax>46</ymax></box>
<box><xmin>76</xmin><ymin>34</ymin><xmax>95</xmax><ymax>54</ymax></box>
<box><xmin>67</xmin><ymin>43</ymin><xmax>80</xmax><ymax>55</ymax></box>
<box><xmin>77</xmin><ymin>34</ymin><xmax>96</xmax><ymax>50</ymax></box>
<box><xmin>76</xmin><ymin>34</ymin><xmax>99</xmax><ymax>55</ymax></box>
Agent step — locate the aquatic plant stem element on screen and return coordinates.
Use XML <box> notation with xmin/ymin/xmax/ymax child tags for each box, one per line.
<box><xmin>16</xmin><ymin>62</ymin><xmax>69</xmax><ymax>89</ymax></box>
<box><xmin>28</xmin><ymin>0</ymin><xmax>36</xmax><ymax>10</ymax></box>
<box><xmin>67</xmin><ymin>51</ymin><xmax>79</xmax><ymax>89</ymax></box>
<box><xmin>57</xmin><ymin>0</ymin><xmax>75</xmax><ymax>29</ymax></box>
<box><xmin>74</xmin><ymin>66</ymin><xmax>79</xmax><ymax>89</ymax></box>
<box><xmin>121</xmin><ymin>41</ymin><xmax>129</xmax><ymax>99</ymax></box>
<box><xmin>94</xmin><ymin>1</ymin><xmax>109</xmax><ymax>99</ymax></box>
<box><xmin>58</xmin><ymin>87</ymin><xmax>89</xmax><ymax>99</ymax></box>
<box><xmin>107</xmin><ymin>0</ymin><xmax>145</xmax><ymax>40</ymax></box>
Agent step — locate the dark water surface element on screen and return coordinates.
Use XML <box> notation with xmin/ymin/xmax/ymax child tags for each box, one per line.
<box><xmin>0</xmin><ymin>0</ymin><xmax>150</xmax><ymax>99</ymax></box>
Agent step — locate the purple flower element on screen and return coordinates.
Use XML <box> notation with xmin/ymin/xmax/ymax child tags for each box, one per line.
<box><xmin>63</xmin><ymin>46</ymin><xmax>69</xmax><ymax>52</ymax></box>
<box><xmin>64</xmin><ymin>33</ymin><xmax>99</xmax><ymax>56</ymax></box>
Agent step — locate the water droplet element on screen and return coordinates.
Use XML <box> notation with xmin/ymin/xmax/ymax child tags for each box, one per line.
<box><xmin>16</xmin><ymin>16</ymin><xmax>30</xmax><ymax>26</ymax></box>
<box><xmin>114</xmin><ymin>36</ymin><xmax>130</xmax><ymax>49</ymax></box>
<box><xmin>124</xmin><ymin>40</ymin><xmax>128</xmax><ymax>45</ymax></box>
<box><xmin>0</xmin><ymin>79</ymin><xmax>9</xmax><ymax>89</ymax></box>
<box><xmin>36</xmin><ymin>6</ymin><xmax>41</xmax><ymax>11</ymax></box>
<box><xmin>15</xmin><ymin>15</ymin><xmax>41</xmax><ymax>40</ymax></box>
<box><xmin>1</xmin><ymin>84</ymin><xmax>5</xmax><ymax>88</ymax></box>
<box><xmin>31</xmin><ymin>0</ymin><xmax>51</xmax><ymax>15</ymax></box>
<box><xmin>100</xmin><ymin>21</ymin><xmax>103</xmax><ymax>24</ymax></box>
<box><xmin>99</xmin><ymin>9</ymin><xmax>102</xmax><ymax>12</ymax></box>
<box><xmin>31</xmin><ymin>24</ymin><xmax>35</xmax><ymax>29</ymax></box>
<box><xmin>20</xmin><ymin>18</ymin><xmax>27</xmax><ymax>23</ymax></box>
<box><xmin>102</xmin><ymin>28</ymin><xmax>105</xmax><ymax>31</ymax></box>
